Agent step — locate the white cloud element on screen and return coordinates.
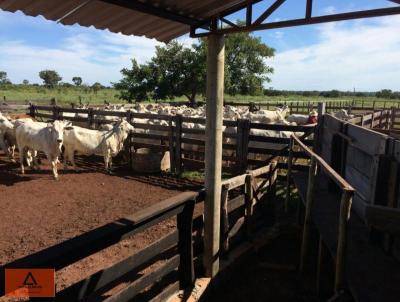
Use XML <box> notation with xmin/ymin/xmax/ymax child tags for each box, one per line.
<box><xmin>270</xmin><ymin>16</ymin><xmax>400</xmax><ymax>91</ymax></box>
<box><xmin>323</xmin><ymin>6</ymin><xmax>337</xmax><ymax>14</ymax></box>
<box><xmin>0</xmin><ymin>30</ymin><xmax>162</xmax><ymax>85</ymax></box>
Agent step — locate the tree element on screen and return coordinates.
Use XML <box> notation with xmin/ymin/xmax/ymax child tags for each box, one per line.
<box><xmin>91</xmin><ymin>82</ymin><xmax>103</xmax><ymax>94</ymax></box>
<box><xmin>113</xmin><ymin>59</ymin><xmax>154</xmax><ymax>102</ymax></box>
<box><xmin>0</xmin><ymin>71</ymin><xmax>11</xmax><ymax>84</ymax></box>
<box><xmin>39</xmin><ymin>70</ymin><xmax>62</xmax><ymax>88</ymax></box>
<box><xmin>150</xmin><ymin>41</ymin><xmax>206</xmax><ymax>105</ymax></box>
<box><xmin>114</xmin><ymin>31</ymin><xmax>274</xmax><ymax>105</ymax></box>
<box><xmin>72</xmin><ymin>76</ymin><xmax>83</xmax><ymax>86</ymax></box>
<box><xmin>221</xmin><ymin>31</ymin><xmax>274</xmax><ymax>95</ymax></box>
<box><xmin>22</xmin><ymin>79</ymin><xmax>29</xmax><ymax>85</ymax></box>
<box><xmin>376</xmin><ymin>89</ymin><xmax>393</xmax><ymax>99</ymax></box>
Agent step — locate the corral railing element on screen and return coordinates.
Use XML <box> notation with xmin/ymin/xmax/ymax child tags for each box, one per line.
<box><xmin>0</xmin><ymin>160</ymin><xmax>278</xmax><ymax>300</ymax></box>
<box><xmin>0</xmin><ymin>191</ymin><xmax>199</xmax><ymax>301</ymax></box>
<box><xmin>286</xmin><ymin>134</ymin><xmax>355</xmax><ymax>292</ymax></box>
<box><xmin>28</xmin><ymin>104</ymin><xmax>316</xmax><ymax>175</ymax></box>
<box><xmin>191</xmin><ymin>100</ymin><xmax>400</xmax><ymax>114</ymax></box>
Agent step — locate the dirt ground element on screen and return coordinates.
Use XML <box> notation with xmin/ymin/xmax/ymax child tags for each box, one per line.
<box><xmin>0</xmin><ymin>154</ymin><xmax>200</xmax><ymax>299</ymax></box>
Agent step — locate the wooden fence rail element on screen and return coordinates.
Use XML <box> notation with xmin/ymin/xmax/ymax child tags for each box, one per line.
<box><xmin>286</xmin><ymin>134</ymin><xmax>355</xmax><ymax>293</ymax></box>
<box><xmin>0</xmin><ymin>159</ymin><xmax>278</xmax><ymax>301</ymax></box>
<box><xmin>0</xmin><ymin>191</ymin><xmax>199</xmax><ymax>301</ymax></box>
<box><xmin>28</xmin><ymin>105</ymin><xmax>316</xmax><ymax>175</ymax></box>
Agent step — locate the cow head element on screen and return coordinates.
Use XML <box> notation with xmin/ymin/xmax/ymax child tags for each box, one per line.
<box><xmin>47</xmin><ymin>120</ymin><xmax>72</xmax><ymax>150</ymax></box>
<box><xmin>117</xmin><ymin>120</ymin><xmax>135</xmax><ymax>134</ymax></box>
<box><xmin>0</xmin><ymin>115</ymin><xmax>14</xmax><ymax>131</ymax></box>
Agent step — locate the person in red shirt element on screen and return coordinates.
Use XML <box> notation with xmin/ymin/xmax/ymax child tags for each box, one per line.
<box><xmin>307</xmin><ymin>111</ymin><xmax>318</xmax><ymax>124</ymax></box>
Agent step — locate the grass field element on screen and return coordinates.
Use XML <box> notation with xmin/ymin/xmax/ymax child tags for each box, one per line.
<box><xmin>1</xmin><ymin>85</ymin><xmax>399</xmax><ymax>108</ymax></box>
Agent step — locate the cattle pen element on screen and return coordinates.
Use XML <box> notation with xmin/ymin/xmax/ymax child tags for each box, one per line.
<box><xmin>1</xmin><ymin>0</ymin><xmax>400</xmax><ymax>301</ymax></box>
<box><xmin>0</xmin><ymin>101</ymin><xmax>399</xmax><ymax>301</ymax></box>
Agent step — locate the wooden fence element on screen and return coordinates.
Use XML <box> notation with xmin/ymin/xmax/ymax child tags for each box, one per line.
<box><xmin>189</xmin><ymin>100</ymin><xmax>400</xmax><ymax>114</ymax></box>
<box><xmin>0</xmin><ymin>160</ymin><xmax>278</xmax><ymax>301</ymax></box>
<box><xmin>289</xmin><ymin>114</ymin><xmax>400</xmax><ymax>300</ymax></box>
<box><xmin>29</xmin><ymin>105</ymin><xmax>316</xmax><ymax>175</ymax></box>
<box><xmin>287</xmin><ymin>134</ymin><xmax>354</xmax><ymax>292</ymax></box>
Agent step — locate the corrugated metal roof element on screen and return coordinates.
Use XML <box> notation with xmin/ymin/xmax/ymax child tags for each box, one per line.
<box><xmin>0</xmin><ymin>0</ymin><xmax>246</xmax><ymax>42</ymax></box>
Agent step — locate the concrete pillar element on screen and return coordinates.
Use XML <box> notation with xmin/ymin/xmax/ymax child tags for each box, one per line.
<box><xmin>204</xmin><ymin>33</ymin><xmax>225</xmax><ymax>278</ymax></box>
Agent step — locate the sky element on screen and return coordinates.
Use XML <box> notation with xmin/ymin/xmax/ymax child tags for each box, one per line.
<box><xmin>0</xmin><ymin>0</ymin><xmax>399</xmax><ymax>91</ymax></box>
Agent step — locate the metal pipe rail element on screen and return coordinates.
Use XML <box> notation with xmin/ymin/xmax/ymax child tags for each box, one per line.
<box><xmin>286</xmin><ymin>134</ymin><xmax>355</xmax><ymax>293</ymax></box>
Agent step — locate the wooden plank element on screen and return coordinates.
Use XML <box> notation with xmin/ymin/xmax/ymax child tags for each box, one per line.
<box><xmin>249</xmin><ymin>123</ymin><xmax>316</xmax><ymax>132</ymax></box>
<box><xmin>227</xmin><ymin>195</ymin><xmax>246</xmax><ymax>212</ymax></box>
<box><xmin>149</xmin><ymin>281</ymin><xmax>179</xmax><ymax>302</ymax></box>
<box><xmin>221</xmin><ymin>174</ymin><xmax>246</xmax><ymax>190</ymax></box>
<box><xmin>345</xmin><ymin>145</ymin><xmax>374</xmax><ymax>178</ymax></box>
<box><xmin>293</xmin><ymin>172</ymin><xmax>400</xmax><ymax>302</ymax></box>
<box><xmin>132</xmin><ymin>123</ymin><xmax>170</xmax><ymax>131</ymax></box>
<box><xmin>132</xmin><ymin>112</ymin><xmax>171</xmax><ymax>120</ymax></box>
<box><xmin>248</xmin><ymin>135</ymin><xmax>314</xmax><ymax>146</ymax></box>
<box><xmin>346</xmin><ymin>123</ymin><xmax>387</xmax><ymax>156</ymax></box>
<box><xmin>365</xmin><ymin>205</ymin><xmax>400</xmax><ymax>234</ymax></box>
<box><xmin>299</xmin><ymin>156</ymin><xmax>317</xmax><ymax>273</ymax></box>
<box><xmin>132</xmin><ymin>143</ymin><xmax>169</xmax><ymax>152</ymax></box>
<box><xmin>0</xmin><ymin>191</ymin><xmax>196</xmax><ymax>278</ymax></box>
<box><xmin>177</xmin><ymin>200</ymin><xmax>195</xmax><ymax>288</ymax></box>
<box><xmin>104</xmin><ymin>255</ymin><xmax>180</xmax><ymax>302</ymax></box>
<box><xmin>220</xmin><ymin>185</ymin><xmax>230</xmax><ymax>254</ymax></box>
<box><xmin>57</xmin><ymin>231</ymin><xmax>179</xmax><ymax>301</ymax></box>
<box><xmin>131</xmin><ymin>132</ymin><xmax>165</xmax><ymax>140</ymax></box>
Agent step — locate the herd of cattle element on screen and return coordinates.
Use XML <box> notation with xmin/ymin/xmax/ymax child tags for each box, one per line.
<box><xmin>0</xmin><ymin>103</ymin><xmax>354</xmax><ymax>180</ymax></box>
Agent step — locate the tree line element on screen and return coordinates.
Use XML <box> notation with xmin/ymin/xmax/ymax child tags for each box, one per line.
<box><xmin>113</xmin><ymin>31</ymin><xmax>275</xmax><ymax>105</ymax></box>
<box><xmin>264</xmin><ymin>89</ymin><xmax>400</xmax><ymax>99</ymax></box>
<box><xmin>0</xmin><ymin>70</ymin><xmax>106</xmax><ymax>93</ymax></box>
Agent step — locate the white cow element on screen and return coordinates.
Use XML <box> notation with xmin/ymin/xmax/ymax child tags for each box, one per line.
<box><xmin>247</xmin><ymin>106</ymin><xmax>290</xmax><ymax>124</ymax></box>
<box><xmin>16</xmin><ymin>120</ymin><xmax>71</xmax><ymax>179</ymax></box>
<box><xmin>333</xmin><ymin>109</ymin><xmax>354</xmax><ymax>120</ymax></box>
<box><xmin>287</xmin><ymin>110</ymin><xmax>318</xmax><ymax>125</ymax></box>
<box><xmin>0</xmin><ymin>113</ymin><xmax>14</xmax><ymax>159</ymax></box>
<box><xmin>63</xmin><ymin>120</ymin><xmax>134</xmax><ymax>171</ymax></box>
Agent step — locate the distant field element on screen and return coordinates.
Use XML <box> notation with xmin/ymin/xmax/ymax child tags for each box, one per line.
<box><xmin>1</xmin><ymin>85</ymin><xmax>399</xmax><ymax>108</ymax></box>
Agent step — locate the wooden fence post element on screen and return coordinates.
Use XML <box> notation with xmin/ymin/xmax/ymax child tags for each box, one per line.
<box><xmin>334</xmin><ymin>190</ymin><xmax>353</xmax><ymax>293</ymax></box>
<box><xmin>52</xmin><ymin>106</ymin><xmax>60</xmax><ymax>121</ymax></box>
<box><xmin>285</xmin><ymin>136</ymin><xmax>294</xmax><ymax>212</ymax></box>
<box><xmin>174</xmin><ymin>115</ymin><xmax>183</xmax><ymax>175</ymax></box>
<box><xmin>390</xmin><ymin>107</ymin><xmax>396</xmax><ymax>129</ymax></box>
<box><xmin>88</xmin><ymin>108</ymin><xmax>94</xmax><ymax>129</ymax></box>
<box><xmin>299</xmin><ymin>156</ymin><xmax>318</xmax><ymax>273</ymax></box>
<box><xmin>168</xmin><ymin>117</ymin><xmax>176</xmax><ymax>174</ymax></box>
<box><xmin>245</xmin><ymin>174</ymin><xmax>254</xmax><ymax>238</ymax></box>
<box><xmin>177</xmin><ymin>199</ymin><xmax>195</xmax><ymax>289</ymax></box>
<box><xmin>126</xmin><ymin>111</ymin><xmax>134</xmax><ymax>169</ymax></box>
<box><xmin>317</xmin><ymin>236</ymin><xmax>333</xmax><ymax>298</ymax></box>
<box><xmin>236</xmin><ymin>119</ymin><xmax>250</xmax><ymax>174</ymax></box>
<box><xmin>220</xmin><ymin>185</ymin><xmax>230</xmax><ymax>255</ymax></box>
<box><xmin>371</xmin><ymin>110</ymin><xmax>375</xmax><ymax>129</ymax></box>
<box><xmin>29</xmin><ymin>104</ymin><xmax>35</xmax><ymax>119</ymax></box>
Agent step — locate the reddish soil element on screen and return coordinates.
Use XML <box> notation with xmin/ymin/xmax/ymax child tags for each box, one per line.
<box><xmin>0</xmin><ymin>154</ymin><xmax>200</xmax><ymax>299</ymax></box>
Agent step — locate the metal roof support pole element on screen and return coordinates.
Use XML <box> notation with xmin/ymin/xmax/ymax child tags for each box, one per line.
<box><xmin>204</xmin><ymin>33</ymin><xmax>225</xmax><ymax>278</ymax></box>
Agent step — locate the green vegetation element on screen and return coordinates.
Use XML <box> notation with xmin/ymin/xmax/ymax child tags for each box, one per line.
<box><xmin>1</xmin><ymin>84</ymin><xmax>399</xmax><ymax>108</ymax></box>
<box><xmin>39</xmin><ymin>70</ymin><xmax>62</xmax><ymax>88</ymax></box>
<box><xmin>113</xmin><ymin>32</ymin><xmax>274</xmax><ymax>105</ymax></box>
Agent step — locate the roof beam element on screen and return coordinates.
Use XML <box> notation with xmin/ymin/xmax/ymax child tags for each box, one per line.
<box><xmin>253</xmin><ymin>0</ymin><xmax>286</xmax><ymax>25</ymax></box>
<box><xmin>192</xmin><ymin>6</ymin><xmax>400</xmax><ymax>37</ymax></box>
<box><xmin>99</xmin><ymin>0</ymin><xmax>204</xmax><ymax>26</ymax></box>
<box><xmin>305</xmin><ymin>0</ymin><xmax>313</xmax><ymax>19</ymax></box>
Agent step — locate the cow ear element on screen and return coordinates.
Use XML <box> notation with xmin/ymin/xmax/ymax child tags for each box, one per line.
<box><xmin>64</xmin><ymin>126</ymin><xmax>74</xmax><ymax>131</ymax></box>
